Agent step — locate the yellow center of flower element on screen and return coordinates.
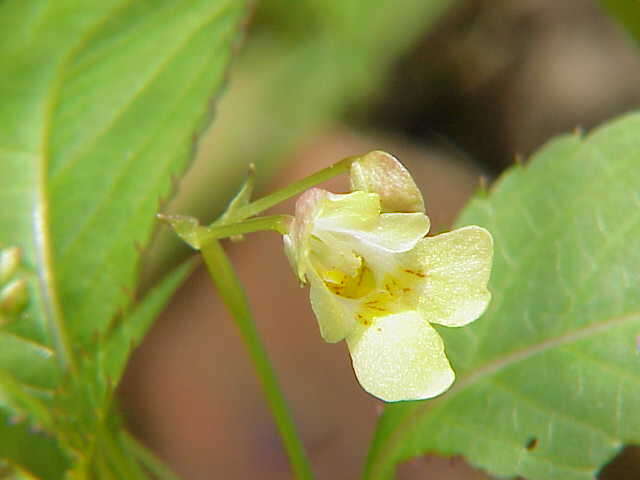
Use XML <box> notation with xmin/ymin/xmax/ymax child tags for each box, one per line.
<box><xmin>322</xmin><ymin>265</ymin><xmax>375</xmax><ymax>299</ymax></box>
<box><xmin>321</xmin><ymin>262</ymin><xmax>427</xmax><ymax>326</ymax></box>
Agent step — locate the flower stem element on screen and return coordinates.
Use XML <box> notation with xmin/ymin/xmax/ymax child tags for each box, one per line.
<box><xmin>221</xmin><ymin>155</ymin><xmax>357</xmax><ymax>222</ymax></box>
<box><xmin>121</xmin><ymin>431</ymin><xmax>181</xmax><ymax>480</ymax></box>
<box><xmin>200</xmin><ymin>215</ymin><xmax>289</xmax><ymax>242</ymax></box>
<box><xmin>99</xmin><ymin>425</ymin><xmax>147</xmax><ymax>479</ymax></box>
<box><xmin>200</xmin><ymin>240</ymin><xmax>314</xmax><ymax>480</ymax></box>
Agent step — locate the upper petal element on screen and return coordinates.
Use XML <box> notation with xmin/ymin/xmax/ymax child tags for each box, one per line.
<box><xmin>346</xmin><ymin>311</ymin><xmax>455</xmax><ymax>401</ymax></box>
<box><xmin>316</xmin><ymin>212</ymin><xmax>430</xmax><ymax>255</ymax></box>
<box><xmin>411</xmin><ymin>226</ymin><xmax>493</xmax><ymax>327</ymax></box>
<box><xmin>350</xmin><ymin>151</ymin><xmax>425</xmax><ymax>213</ymax></box>
<box><xmin>359</xmin><ymin>213</ymin><xmax>430</xmax><ymax>251</ymax></box>
<box><xmin>314</xmin><ymin>190</ymin><xmax>381</xmax><ymax>232</ymax></box>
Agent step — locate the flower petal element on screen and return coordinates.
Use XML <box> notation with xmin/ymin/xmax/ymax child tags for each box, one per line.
<box><xmin>412</xmin><ymin>226</ymin><xmax>493</xmax><ymax>327</ymax></box>
<box><xmin>315</xmin><ymin>213</ymin><xmax>430</xmax><ymax>260</ymax></box>
<box><xmin>308</xmin><ymin>235</ymin><xmax>361</xmax><ymax>278</ymax></box>
<box><xmin>285</xmin><ymin>188</ymin><xmax>329</xmax><ymax>281</ymax></box>
<box><xmin>346</xmin><ymin>311</ymin><xmax>455</xmax><ymax>401</ymax></box>
<box><xmin>308</xmin><ymin>268</ymin><xmax>357</xmax><ymax>343</ymax></box>
<box><xmin>315</xmin><ymin>190</ymin><xmax>380</xmax><ymax>232</ymax></box>
<box><xmin>286</xmin><ymin>189</ymin><xmax>379</xmax><ymax>281</ymax></box>
<box><xmin>314</xmin><ymin>190</ymin><xmax>429</xmax><ymax>257</ymax></box>
<box><xmin>354</xmin><ymin>212</ymin><xmax>430</xmax><ymax>252</ymax></box>
<box><xmin>350</xmin><ymin>151</ymin><xmax>425</xmax><ymax>213</ymax></box>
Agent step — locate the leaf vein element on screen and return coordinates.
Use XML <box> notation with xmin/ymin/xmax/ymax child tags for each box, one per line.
<box><xmin>49</xmin><ymin>0</ymin><xmax>234</xmax><ymax>185</ymax></box>
<box><xmin>440</xmin><ymin>412</ymin><xmax>598</xmax><ymax>475</ymax></box>
<box><xmin>58</xmin><ymin>10</ymin><xmax>235</xmax><ymax>261</ymax></box>
<box><xmin>369</xmin><ymin>310</ymin><xmax>640</xmax><ymax>478</ymax></box>
<box><xmin>490</xmin><ymin>378</ymin><xmax>619</xmax><ymax>444</ymax></box>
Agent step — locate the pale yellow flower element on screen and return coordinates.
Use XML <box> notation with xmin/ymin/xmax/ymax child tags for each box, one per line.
<box><xmin>284</xmin><ymin>151</ymin><xmax>493</xmax><ymax>402</ymax></box>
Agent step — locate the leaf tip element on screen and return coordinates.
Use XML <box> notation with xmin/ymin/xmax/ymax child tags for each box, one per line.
<box><xmin>573</xmin><ymin>126</ymin><xmax>584</xmax><ymax>138</ymax></box>
<box><xmin>476</xmin><ymin>175</ymin><xmax>491</xmax><ymax>198</ymax></box>
<box><xmin>513</xmin><ymin>153</ymin><xmax>524</xmax><ymax>166</ymax></box>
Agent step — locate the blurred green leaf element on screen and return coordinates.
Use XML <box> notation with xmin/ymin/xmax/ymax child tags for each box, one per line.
<box><xmin>0</xmin><ymin>0</ymin><xmax>247</xmax><ymax>473</ymax></box>
<box><xmin>599</xmin><ymin>0</ymin><xmax>640</xmax><ymax>43</ymax></box>
<box><xmin>0</xmin><ymin>410</ymin><xmax>68</xmax><ymax>479</ymax></box>
<box><xmin>365</xmin><ymin>112</ymin><xmax>640</xmax><ymax>480</ymax></box>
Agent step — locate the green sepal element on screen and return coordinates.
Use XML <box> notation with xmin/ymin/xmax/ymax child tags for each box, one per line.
<box><xmin>219</xmin><ymin>164</ymin><xmax>257</xmax><ymax>233</ymax></box>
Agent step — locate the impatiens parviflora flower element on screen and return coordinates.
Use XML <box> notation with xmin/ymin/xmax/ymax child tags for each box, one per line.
<box><xmin>283</xmin><ymin>151</ymin><xmax>493</xmax><ymax>402</ymax></box>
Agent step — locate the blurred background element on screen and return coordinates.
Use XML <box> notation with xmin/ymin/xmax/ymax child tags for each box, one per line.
<box><xmin>119</xmin><ymin>0</ymin><xmax>640</xmax><ymax>478</ymax></box>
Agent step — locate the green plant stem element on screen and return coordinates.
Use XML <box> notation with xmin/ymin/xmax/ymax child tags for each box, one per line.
<box><xmin>100</xmin><ymin>427</ymin><xmax>147</xmax><ymax>480</ymax></box>
<box><xmin>219</xmin><ymin>155</ymin><xmax>357</xmax><ymax>222</ymax></box>
<box><xmin>122</xmin><ymin>431</ymin><xmax>181</xmax><ymax>480</ymax></box>
<box><xmin>199</xmin><ymin>215</ymin><xmax>289</xmax><ymax>243</ymax></box>
<box><xmin>159</xmin><ymin>152</ymin><xmax>354</xmax><ymax>477</ymax></box>
<box><xmin>201</xmin><ymin>240</ymin><xmax>314</xmax><ymax>480</ymax></box>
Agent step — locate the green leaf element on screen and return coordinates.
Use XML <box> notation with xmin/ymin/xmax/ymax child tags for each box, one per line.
<box><xmin>0</xmin><ymin>409</ymin><xmax>69</xmax><ymax>479</ymax></box>
<box><xmin>599</xmin><ymin>0</ymin><xmax>640</xmax><ymax>43</ymax></box>
<box><xmin>0</xmin><ymin>0</ymin><xmax>247</xmax><ymax>472</ymax></box>
<box><xmin>43</xmin><ymin>261</ymin><xmax>195</xmax><ymax>470</ymax></box>
<box><xmin>365</xmin><ymin>112</ymin><xmax>640</xmax><ymax>480</ymax></box>
<box><xmin>94</xmin><ymin>260</ymin><xmax>195</xmax><ymax>398</ymax></box>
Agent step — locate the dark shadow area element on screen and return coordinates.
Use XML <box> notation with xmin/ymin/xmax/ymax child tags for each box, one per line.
<box><xmin>599</xmin><ymin>446</ymin><xmax>640</xmax><ymax>479</ymax></box>
<box><xmin>365</xmin><ymin>0</ymin><xmax>640</xmax><ymax>172</ymax></box>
